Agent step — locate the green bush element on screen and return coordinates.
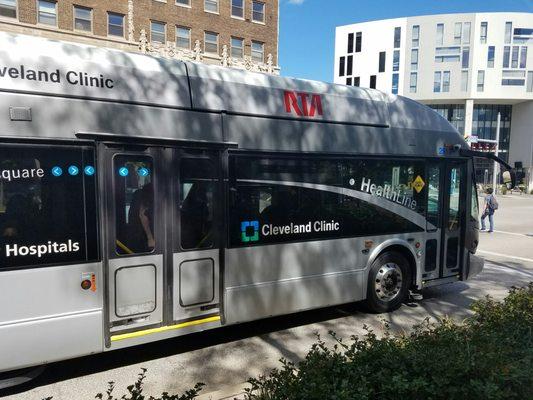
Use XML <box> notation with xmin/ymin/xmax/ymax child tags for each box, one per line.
<box><xmin>42</xmin><ymin>369</ymin><xmax>204</xmax><ymax>400</ymax></box>
<box><xmin>244</xmin><ymin>284</ymin><xmax>533</xmax><ymax>400</ymax></box>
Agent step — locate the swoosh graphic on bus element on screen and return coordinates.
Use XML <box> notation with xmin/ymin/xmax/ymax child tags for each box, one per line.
<box><xmin>238</xmin><ymin>179</ymin><xmax>435</xmax><ymax>230</ymax></box>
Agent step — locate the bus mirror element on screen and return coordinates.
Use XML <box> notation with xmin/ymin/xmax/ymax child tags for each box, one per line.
<box><xmin>502</xmin><ymin>170</ymin><xmax>516</xmax><ymax>189</ymax></box>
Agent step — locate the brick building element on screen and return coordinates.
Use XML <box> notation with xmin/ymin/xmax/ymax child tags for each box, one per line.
<box><xmin>0</xmin><ymin>0</ymin><xmax>280</xmax><ymax>74</ymax></box>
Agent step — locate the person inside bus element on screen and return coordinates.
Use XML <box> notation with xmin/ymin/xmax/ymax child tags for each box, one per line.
<box><xmin>123</xmin><ymin>183</ymin><xmax>155</xmax><ymax>253</ymax></box>
<box><xmin>180</xmin><ymin>182</ymin><xmax>212</xmax><ymax>249</ymax></box>
<box><xmin>0</xmin><ymin>194</ymin><xmax>31</xmax><ymax>246</ymax></box>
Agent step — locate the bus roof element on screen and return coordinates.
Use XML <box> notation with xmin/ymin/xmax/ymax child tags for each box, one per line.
<box><xmin>0</xmin><ymin>32</ymin><xmax>465</xmax><ymax>156</ymax></box>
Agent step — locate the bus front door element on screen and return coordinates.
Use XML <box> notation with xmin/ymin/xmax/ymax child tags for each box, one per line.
<box><xmin>102</xmin><ymin>145</ymin><xmax>165</xmax><ymax>336</ymax></box>
<box><xmin>440</xmin><ymin>162</ymin><xmax>467</xmax><ymax>278</ymax></box>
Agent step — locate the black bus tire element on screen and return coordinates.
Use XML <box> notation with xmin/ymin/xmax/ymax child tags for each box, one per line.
<box><xmin>364</xmin><ymin>251</ymin><xmax>412</xmax><ymax>313</ymax></box>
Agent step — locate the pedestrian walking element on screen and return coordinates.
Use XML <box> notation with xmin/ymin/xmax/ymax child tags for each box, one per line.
<box><xmin>480</xmin><ymin>187</ymin><xmax>498</xmax><ymax>232</ymax></box>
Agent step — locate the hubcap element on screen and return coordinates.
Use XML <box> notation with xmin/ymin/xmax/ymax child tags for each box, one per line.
<box><xmin>374</xmin><ymin>263</ymin><xmax>403</xmax><ymax>302</ymax></box>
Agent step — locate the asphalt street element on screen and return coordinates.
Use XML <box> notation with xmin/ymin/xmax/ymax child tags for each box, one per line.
<box><xmin>1</xmin><ymin>194</ymin><xmax>532</xmax><ymax>400</ymax></box>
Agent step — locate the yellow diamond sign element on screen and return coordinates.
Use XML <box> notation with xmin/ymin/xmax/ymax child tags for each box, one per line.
<box><xmin>412</xmin><ymin>175</ymin><xmax>426</xmax><ymax>193</ymax></box>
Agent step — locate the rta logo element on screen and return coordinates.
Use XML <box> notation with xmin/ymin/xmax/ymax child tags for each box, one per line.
<box><xmin>284</xmin><ymin>90</ymin><xmax>323</xmax><ymax>118</ymax></box>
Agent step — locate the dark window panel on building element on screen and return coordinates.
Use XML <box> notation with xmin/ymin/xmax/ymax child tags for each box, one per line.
<box><xmin>355</xmin><ymin>32</ymin><xmax>362</xmax><ymax>52</ymax></box>
<box><xmin>392</xmin><ymin>73</ymin><xmax>399</xmax><ymax>94</ymax></box>
<box><xmin>346</xmin><ymin>77</ymin><xmax>352</xmax><ymax>86</ymax></box>
<box><xmin>370</xmin><ymin>75</ymin><xmax>376</xmax><ymax>89</ymax></box>
<box><xmin>339</xmin><ymin>56</ymin><xmax>346</xmax><ymax>77</ymax></box>
<box><xmin>347</xmin><ymin>55</ymin><xmax>353</xmax><ymax>76</ymax></box>
<box><xmin>353</xmin><ymin>76</ymin><xmax>360</xmax><ymax>87</ymax></box>
<box><xmin>378</xmin><ymin>51</ymin><xmax>386</xmax><ymax>73</ymax></box>
<box><xmin>347</xmin><ymin>32</ymin><xmax>354</xmax><ymax>53</ymax></box>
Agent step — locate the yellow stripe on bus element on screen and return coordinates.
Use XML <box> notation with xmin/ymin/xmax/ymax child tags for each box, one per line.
<box><xmin>110</xmin><ymin>315</ymin><xmax>221</xmax><ymax>342</ymax></box>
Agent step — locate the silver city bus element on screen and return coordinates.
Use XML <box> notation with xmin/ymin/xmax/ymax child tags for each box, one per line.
<box><xmin>0</xmin><ymin>32</ymin><xmax>514</xmax><ymax>385</ymax></box>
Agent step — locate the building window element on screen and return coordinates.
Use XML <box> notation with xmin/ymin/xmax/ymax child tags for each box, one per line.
<box><xmin>409</xmin><ymin>72</ymin><xmax>417</xmax><ymax>93</ymax></box>
<box><xmin>347</xmin><ymin>55</ymin><xmax>353</xmax><ymax>76</ymax></box>
<box><xmin>503</xmin><ymin>46</ymin><xmax>510</xmax><ymax>68</ymax></box>
<box><xmin>480</xmin><ymin>22</ymin><xmax>488</xmax><ymax>43</ymax></box>
<box><xmin>38</xmin><ymin>0</ymin><xmax>56</xmax><ymax>26</ymax></box>
<box><xmin>436</xmin><ymin>23</ymin><xmax>444</xmax><ymax>46</ymax></box>
<box><xmin>504</xmin><ymin>22</ymin><xmax>512</xmax><ymax>44</ymax></box>
<box><xmin>428</xmin><ymin>104</ymin><xmax>466</xmax><ymax>134</ymax></box>
<box><xmin>73</xmin><ymin>6</ymin><xmax>92</xmax><ymax>32</ymax></box>
<box><xmin>412</xmin><ymin>25</ymin><xmax>419</xmax><ymax>47</ymax></box>
<box><xmin>393</xmin><ymin>50</ymin><xmax>400</xmax><ymax>71</ymax></box>
<box><xmin>463</xmin><ymin>22</ymin><xmax>471</xmax><ymax>44</ymax></box>
<box><xmin>442</xmin><ymin>71</ymin><xmax>450</xmax><ymax>92</ymax></box>
<box><xmin>378</xmin><ymin>51</ymin><xmax>386</xmax><ymax>73</ymax></box>
<box><xmin>0</xmin><ymin>0</ymin><xmax>17</xmax><ymax>18</ymax></box>
<box><xmin>176</xmin><ymin>0</ymin><xmax>190</xmax><ymax>6</ymax></box>
<box><xmin>339</xmin><ymin>56</ymin><xmax>345</xmax><ymax>77</ymax></box>
<box><xmin>394</xmin><ymin>27</ymin><xmax>401</xmax><ymax>48</ymax></box>
<box><xmin>477</xmin><ymin>70</ymin><xmax>485</xmax><ymax>92</ymax></box>
<box><xmin>462</xmin><ymin>47</ymin><xmax>470</xmax><ymax>69</ymax></box>
<box><xmin>231</xmin><ymin>37</ymin><xmax>243</xmax><ymax>58</ymax></box>
<box><xmin>108</xmin><ymin>12</ymin><xmax>124</xmax><ymax>37</ymax></box>
<box><xmin>461</xmin><ymin>70</ymin><xmax>468</xmax><ymax>91</ymax></box>
<box><xmin>369</xmin><ymin>75</ymin><xmax>376</xmax><ymax>89</ymax></box>
<box><xmin>410</xmin><ymin>49</ymin><xmax>418</xmax><ymax>71</ymax></box>
<box><xmin>434</xmin><ymin>71</ymin><xmax>442</xmax><ymax>92</ymax></box>
<box><xmin>487</xmin><ymin>46</ymin><xmax>495</xmax><ymax>68</ymax></box>
<box><xmin>501</xmin><ymin>70</ymin><xmax>526</xmax><ymax>86</ymax></box>
<box><xmin>251</xmin><ymin>41</ymin><xmax>264</xmax><ymax>63</ymax></box>
<box><xmin>355</xmin><ymin>32</ymin><xmax>362</xmax><ymax>52</ymax></box>
<box><xmin>347</xmin><ymin>32</ymin><xmax>354</xmax><ymax>53</ymax></box>
<box><xmin>511</xmin><ymin>46</ymin><xmax>519</xmax><ymax>68</ymax></box>
<box><xmin>392</xmin><ymin>73</ymin><xmax>399</xmax><ymax>94</ymax></box>
<box><xmin>346</xmin><ymin>77</ymin><xmax>352</xmax><ymax>86</ymax></box>
<box><xmin>527</xmin><ymin>71</ymin><xmax>533</xmax><ymax>92</ymax></box>
<box><xmin>520</xmin><ymin>47</ymin><xmax>527</xmax><ymax>69</ymax></box>
<box><xmin>354</xmin><ymin>76</ymin><xmax>360</xmax><ymax>87</ymax></box>
<box><xmin>231</xmin><ymin>0</ymin><xmax>244</xmax><ymax>18</ymax></box>
<box><xmin>204</xmin><ymin>31</ymin><xmax>218</xmax><ymax>54</ymax></box>
<box><xmin>205</xmin><ymin>0</ymin><xmax>219</xmax><ymax>13</ymax></box>
<box><xmin>454</xmin><ymin>22</ymin><xmax>462</xmax><ymax>45</ymax></box>
<box><xmin>176</xmin><ymin>26</ymin><xmax>191</xmax><ymax>49</ymax></box>
<box><xmin>151</xmin><ymin>21</ymin><xmax>166</xmax><ymax>44</ymax></box>
<box><xmin>252</xmin><ymin>1</ymin><xmax>265</xmax><ymax>23</ymax></box>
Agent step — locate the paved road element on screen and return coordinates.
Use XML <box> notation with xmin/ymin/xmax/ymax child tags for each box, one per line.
<box><xmin>2</xmin><ymin>195</ymin><xmax>532</xmax><ymax>400</ymax></box>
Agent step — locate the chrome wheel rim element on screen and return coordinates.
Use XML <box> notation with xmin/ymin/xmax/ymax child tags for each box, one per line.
<box><xmin>374</xmin><ymin>263</ymin><xmax>403</xmax><ymax>301</ymax></box>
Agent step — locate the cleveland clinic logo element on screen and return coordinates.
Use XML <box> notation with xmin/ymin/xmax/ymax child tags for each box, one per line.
<box><xmin>241</xmin><ymin>221</ymin><xmax>259</xmax><ymax>243</ymax></box>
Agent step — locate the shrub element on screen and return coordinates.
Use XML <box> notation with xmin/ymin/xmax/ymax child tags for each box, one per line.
<box><xmin>42</xmin><ymin>369</ymin><xmax>204</xmax><ymax>400</ymax></box>
<box><xmin>244</xmin><ymin>284</ymin><xmax>533</xmax><ymax>400</ymax></box>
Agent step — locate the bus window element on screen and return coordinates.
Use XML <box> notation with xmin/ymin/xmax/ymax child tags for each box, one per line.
<box><xmin>427</xmin><ymin>164</ymin><xmax>441</xmax><ymax>230</ymax></box>
<box><xmin>448</xmin><ymin>166</ymin><xmax>462</xmax><ymax>231</ymax></box>
<box><xmin>0</xmin><ymin>145</ymin><xmax>98</xmax><ymax>269</ymax></box>
<box><xmin>113</xmin><ymin>155</ymin><xmax>154</xmax><ymax>255</ymax></box>
<box><xmin>471</xmin><ymin>177</ymin><xmax>479</xmax><ymax>221</ymax></box>
<box><xmin>229</xmin><ymin>156</ymin><xmax>425</xmax><ymax>247</ymax></box>
<box><xmin>179</xmin><ymin>156</ymin><xmax>216</xmax><ymax>250</ymax></box>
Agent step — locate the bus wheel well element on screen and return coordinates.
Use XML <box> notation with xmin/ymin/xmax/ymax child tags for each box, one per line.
<box><xmin>377</xmin><ymin>245</ymin><xmax>417</xmax><ymax>288</ymax></box>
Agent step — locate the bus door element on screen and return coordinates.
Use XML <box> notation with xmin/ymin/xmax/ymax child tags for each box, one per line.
<box><xmin>102</xmin><ymin>144</ymin><xmax>165</xmax><ymax>334</ymax></box>
<box><xmin>440</xmin><ymin>162</ymin><xmax>467</xmax><ymax>278</ymax></box>
<box><xmin>172</xmin><ymin>149</ymin><xmax>222</xmax><ymax>323</ymax></box>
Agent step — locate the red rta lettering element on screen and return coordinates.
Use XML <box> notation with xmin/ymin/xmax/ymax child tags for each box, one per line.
<box><xmin>284</xmin><ymin>91</ymin><xmax>323</xmax><ymax>117</ymax></box>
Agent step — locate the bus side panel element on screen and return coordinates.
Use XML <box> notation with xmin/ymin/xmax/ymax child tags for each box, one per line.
<box><xmin>224</xmin><ymin>237</ymin><xmax>368</xmax><ymax>324</ymax></box>
<box><xmin>0</xmin><ymin>263</ymin><xmax>103</xmax><ymax>372</ymax></box>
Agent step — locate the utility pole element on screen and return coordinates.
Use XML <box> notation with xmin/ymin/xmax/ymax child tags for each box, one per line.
<box><xmin>492</xmin><ymin>112</ymin><xmax>501</xmax><ymax>192</ymax></box>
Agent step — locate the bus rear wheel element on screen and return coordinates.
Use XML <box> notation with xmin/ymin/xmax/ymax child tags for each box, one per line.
<box><xmin>364</xmin><ymin>251</ymin><xmax>412</xmax><ymax>313</ymax></box>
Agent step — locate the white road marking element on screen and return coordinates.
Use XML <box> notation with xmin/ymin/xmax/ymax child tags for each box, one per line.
<box><xmin>477</xmin><ymin>250</ymin><xmax>533</xmax><ymax>264</ymax></box>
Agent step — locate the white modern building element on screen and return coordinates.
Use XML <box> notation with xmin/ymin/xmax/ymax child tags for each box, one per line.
<box><xmin>334</xmin><ymin>12</ymin><xmax>533</xmax><ymax>188</ymax></box>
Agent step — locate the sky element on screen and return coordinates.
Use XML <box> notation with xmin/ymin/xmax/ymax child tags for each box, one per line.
<box><xmin>278</xmin><ymin>0</ymin><xmax>533</xmax><ymax>82</ymax></box>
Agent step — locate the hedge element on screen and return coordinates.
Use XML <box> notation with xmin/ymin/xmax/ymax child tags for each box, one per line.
<box><xmin>244</xmin><ymin>283</ymin><xmax>533</xmax><ymax>400</ymax></box>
